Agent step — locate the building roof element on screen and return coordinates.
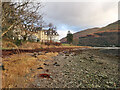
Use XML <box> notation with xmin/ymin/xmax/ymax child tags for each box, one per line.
<box><xmin>35</xmin><ymin>28</ymin><xmax>59</xmax><ymax>36</ymax></box>
<box><xmin>46</xmin><ymin>29</ymin><xmax>59</xmax><ymax>36</ymax></box>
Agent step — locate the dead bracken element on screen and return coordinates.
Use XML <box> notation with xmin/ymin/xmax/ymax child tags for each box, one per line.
<box><xmin>39</xmin><ymin>74</ymin><xmax>52</xmax><ymax>79</ymax></box>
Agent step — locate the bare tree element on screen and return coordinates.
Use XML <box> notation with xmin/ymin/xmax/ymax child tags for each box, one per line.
<box><xmin>48</xmin><ymin>23</ymin><xmax>53</xmax><ymax>29</ymax></box>
<box><xmin>2</xmin><ymin>1</ymin><xmax>43</xmax><ymax>38</ymax></box>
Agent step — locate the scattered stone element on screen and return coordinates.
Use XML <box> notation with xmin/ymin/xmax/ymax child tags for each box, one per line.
<box><xmin>65</xmin><ymin>54</ymin><xmax>69</xmax><ymax>56</ymax></box>
<box><xmin>46</xmin><ymin>69</ymin><xmax>49</xmax><ymax>72</ymax></box>
<box><xmin>106</xmin><ymin>81</ymin><xmax>114</xmax><ymax>86</ymax></box>
<box><xmin>2</xmin><ymin>48</ymin><xmax>118</xmax><ymax>88</ymax></box>
<box><xmin>96</xmin><ymin>61</ymin><xmax>104</xmax><ymax>64</ymax></box>
<box><xmin>85</xmin><ymin>71</ymin><xmax>89</xmax><ymax>74</ymax></box>
<box><xmin>59</xmin><ymin>52</ymin><xmax>64</xmax><ymax>56</ymax></box>
<box><xmin>104</xmin><ymin>85</ymin><xmax>110</xmax><ymax>88</ymax></box>
<box><xmin>43</xmin><ymin>63</ymin><xmax>49</xmax><ymax>66</ymax></box>
<box><xmin>53</xmin><ymin>62</ymin><xmax>60</xmax><ymax>66</ymax></box>
<box><xmin>56</xmin><ymin>64</ymin><xmax>60</xmax><ymax>66</ymax></box>
<box><xmin>94</xmin><ymin>85</ymin><xmax>101</xmax><ymax>88</ymax></box>
<box><xmin>83</xmin><ymin>57</ymin><xmax>87</xmax><ymax>60</ymax></box>
<box><xmin>78</xmin><ymin>80</ymin><xmax>82</xmax><ymax>84</ymax></box>
<box><xmin>39</xmin><ymin>74</ymin><xmax>53</xmax><ymax>80</ymax></box>
<box><xmin>33</xmin><ymin>52</ymin><xmax>38</xmax><ymax>55</ymax></box>
<box><xmin>104</xmin><ymin>67</ymin><xmax>107</xmax><ymax>69</ymax></box>
<box><xmin>64</xmin><ymin>57</ymin><xmax>67</xmax><ymax>59</ymax></box>
<box><xmin>79</xmin><ymin>60</ymin><xmax>84</xmax><ymax>62</ymax></box>
<box><xmin>53</xmin><ymin>62</ymin><xmax>57</xmax><ymax>65</ymax></box>
<box><xmin>63</xmin><ymin>51</ymin><xmax>68</xmax><ymax>54</ymax></box>
<box><xmin>98</xmin><ymin>74</ymin><xmax>108</xmax><ymax>79</ymax></box>
<box><xmin>71</xmin><ymin>52</ymin><xmax>76</xmax><ymax>56</ymax></box>
<box><xmin>37</xmin><ymin>67</ymin><xmax>43</xmax><ymax>69</ymax></box>
<box><xmin>0</xmin><ymin>64</ymin><xmax>5</xmax><ymax>70</ymax></box>
<box><xmin>89</xmin><ymin>56</ymin><xmax>94</xmax><ymax>61</ymax></box>
<box><xmin>45</xmin><ymin>51</ymin><xmax>48</xmax><ymax>53</ymax></box>
<box><xmin>32</xmin><ymin>52</ymin><xmax>38</xmax><ymax>58</ymax></box>
<box><xmin>37</xmin><ymin>83</ymin><xmax>40</xmax><ymax>87</ymax></box>
<box><xmin>38</xmin><ymin>52</ymin><xmax>44</xmax><ymax>55</ymax></box>
<box><xmin>34</xmin><ymin>55</ymin><xmax>37</xmax><ymax>58</ymax></box>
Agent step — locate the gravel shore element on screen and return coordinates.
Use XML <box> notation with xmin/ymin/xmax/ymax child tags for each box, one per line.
<box><xmin>29</xmin><ymin>49</ymin><xmax>119</xmax><ymax>88</ymax></box>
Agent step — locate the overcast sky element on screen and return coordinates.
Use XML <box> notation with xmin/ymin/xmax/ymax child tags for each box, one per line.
<box><xmin>41</xmin><ymin>1</ymin><xmax>118</xmax><ymax>39</ymax></box>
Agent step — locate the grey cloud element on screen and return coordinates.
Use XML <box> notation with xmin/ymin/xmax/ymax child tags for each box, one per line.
<box><xmin>42</xmin><ymin>2</ymin><xmax>117</xmax><ymax>28</ymax></box>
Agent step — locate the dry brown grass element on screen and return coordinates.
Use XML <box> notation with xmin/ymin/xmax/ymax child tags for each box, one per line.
<box><xmin>19</xmin><ymin>42</ymin><xmax>43</xmax><ymax>49</ymax></box>
<box><xmin>37</xmin><ymin>52</ymin><xmax>58</xmax><ymax>60</ymax></box>
<box><xmin>2</xmin><ymin>41</ymin><xmax>18</xmax><ymax>49</ymax></box>
<box><xmin>2</xmin><ymin>41</ymin><xmax>91</xmax><ymax>50</ymax></box>
<box><xmin>2</xmin><ymin>52</ymin><xmax>58</xmax><ymax>88</ymax></box>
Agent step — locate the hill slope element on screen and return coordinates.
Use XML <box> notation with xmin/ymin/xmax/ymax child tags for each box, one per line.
<box><xmin>60</xmin><ymin>28</ymin><xmax>100</xmax><ymax>45</ymax></box>
<box><xmin>60</xmin><ymin>20</ymin><xmax>120</xmax><ymax>46</ymax></box>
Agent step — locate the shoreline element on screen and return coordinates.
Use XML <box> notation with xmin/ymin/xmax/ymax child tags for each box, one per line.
<box><xmin>2</xmin><ymin>48</ymin><xmax>119</xmax><ymax>88</ymax></box>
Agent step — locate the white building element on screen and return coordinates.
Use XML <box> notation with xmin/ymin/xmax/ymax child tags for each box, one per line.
<box><xmin>13</xmin><ymin>26</ymin><xmax>60</xmax><ymax>43</ymax></box>
<box><xmin>46</xmin><ymin>29</ymin><xmax>59</xmax><ymax>42</ymax></box>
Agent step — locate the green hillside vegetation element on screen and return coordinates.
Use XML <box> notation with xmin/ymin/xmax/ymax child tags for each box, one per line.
<box><xmin>78</xmin><ymin>32</ymin><xmax>119</xmax><ymax>47</ymax></box>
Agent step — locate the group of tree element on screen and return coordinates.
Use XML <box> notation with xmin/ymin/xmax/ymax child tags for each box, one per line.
<box><xmin>2</xmin><ymin>0</ymin><xmax>43</xmax><ymax>40</ymax></box>
<box><xmin>1</xmin><ymin>0</ymin><xmax>73</xmax><ymax>47</ymax></box>
<box><xmin>48</xmin><ymin>23</ymin><xmax>57</xmax><ymax>30</ymax></box>
<box><xmin>66</xmin><ymin>31</ymin><xmax>73</xmax><ymax>44</ymax></box>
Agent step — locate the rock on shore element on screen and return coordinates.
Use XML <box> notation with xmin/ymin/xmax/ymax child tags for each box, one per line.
<box><xmin>31</xmin><ymin>49</ymin><xmax>119</xmax><ymax>88</ymax></box>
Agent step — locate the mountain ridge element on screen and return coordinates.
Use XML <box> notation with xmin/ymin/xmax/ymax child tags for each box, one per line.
<box><xmin>60</xmin><ymin>20</ymin><xmax>120</xmax><ymax>46</ymax></box>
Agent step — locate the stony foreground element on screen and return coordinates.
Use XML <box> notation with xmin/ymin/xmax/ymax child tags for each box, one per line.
<box><xmin>2</xmin><ymin>49</ymin><xmax>120</xmax><ymax>88</ymax></box>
